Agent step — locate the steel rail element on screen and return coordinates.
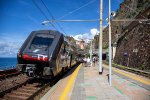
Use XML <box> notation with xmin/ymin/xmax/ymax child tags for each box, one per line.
<box><xmin>0</xmin><ymin>63</ymin><xmax>80</xmax><ymax>100</ymax></box>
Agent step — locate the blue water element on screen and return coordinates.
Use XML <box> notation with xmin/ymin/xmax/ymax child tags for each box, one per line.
<box><xmin>0</xmin><ymin>57</ymin><xmax>17</xmax><ymax>70</ymax></box>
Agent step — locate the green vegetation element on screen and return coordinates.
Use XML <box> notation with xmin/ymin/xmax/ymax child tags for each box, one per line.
<box><xmin>128</xmin><ymin>12</ymin><xmax>137</xmax><ymax>18</ymax></box>
<box><xmin>141</xmin><ymin>64</ymin><xmax>145</xmax><ymax>69</ymax></box>
<box><xmin>102</xmin><ymin>45</ymin><xmax>108</xmax><ymax>49</ymax></box>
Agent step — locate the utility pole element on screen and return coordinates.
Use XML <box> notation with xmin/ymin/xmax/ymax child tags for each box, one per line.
<box><xmin>99</xmin><ymin>0</ymin><xmax>103</xmax><ymax>74</ymax></box>
<box><xmin>108</xmin><ymin>0</ymin><xmax>112</xmax><ymax>86</ymax></box>
<box><xmin>90</xmin><ymin>40</ymin><xmax>93</xmax><ymax>67</ymax></box>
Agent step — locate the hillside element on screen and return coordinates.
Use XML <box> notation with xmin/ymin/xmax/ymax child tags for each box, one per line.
<box><xmin>94</xmin><ymin>0</ymin><xmax>150</xmax><ymax>71</ymax></box>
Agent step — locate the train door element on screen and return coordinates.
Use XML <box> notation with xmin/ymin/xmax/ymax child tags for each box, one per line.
<box><xmin>65</xmin><ymin>45</ymin><xmax>71</xmax><ymax>69</ymax></box>
<box><xmin>56</xmin><ymin>44</ymin><xmax>64</xmax><ymax>73</ymax></box>
<box><xmin>60</xmin><ymin>43</ymin><xmax>70</xmax><ymax>72</ymax></box>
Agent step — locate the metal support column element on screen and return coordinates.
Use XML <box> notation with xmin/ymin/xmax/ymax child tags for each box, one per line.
<box><xmin>108</xmin><ymin>0</ymin><xmax>112</xmax><ymax>86</ymax></box>
<box><xmin>90</xmin><ymin>40</ymin><xmax>93</xmax><ymax>66</ymax></box>
<box><xmin>99</xmin><ymin>0</ymin><xmax>103</xmax><ymax>74</ymax></box>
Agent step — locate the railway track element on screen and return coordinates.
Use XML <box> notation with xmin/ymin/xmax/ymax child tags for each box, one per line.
<box><xmin>0</xmin><ymin>63</ymin><xmax>80</xmax><ymax>100</ymax></box>
<box><xmin>0</xmin><ymin>75</ymin><xmax>59</xmax><ymax>100</ymax></box>
<box><xmin>0</xmin><ymin>69</ymin><xmax>20</xmax><ymax>79</ymax></box>
<box><xmin>0</xmin><ymin>78</ymin><xmax>50</xmax><ymax>100</ymax></box>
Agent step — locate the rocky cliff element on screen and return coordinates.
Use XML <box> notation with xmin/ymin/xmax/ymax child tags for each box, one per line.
<box><xmin>94</xmin><ymin>0</ymin><xmax>150</xmax><ymax>71</ymax></box>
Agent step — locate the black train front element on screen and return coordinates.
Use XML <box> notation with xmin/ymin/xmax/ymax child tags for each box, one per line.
<box><xmin>17</xmin><ymin>30</ymin><xmax>77</xmax><ymax>79</ymax></box>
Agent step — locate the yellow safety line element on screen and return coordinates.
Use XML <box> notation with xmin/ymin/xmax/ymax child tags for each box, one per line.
<box><xmin>103</xmin><ymin>64</ymin><xmax>150</xmax><ymax>85</ymax></box>
<box><xmin>59</xmin><ymin>64</ymin><xmax>81</xmax><ymax>100</ymax></box>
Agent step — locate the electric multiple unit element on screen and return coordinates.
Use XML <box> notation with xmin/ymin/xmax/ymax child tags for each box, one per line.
<box><xmin>17</xmin><ymin>30</ymin><xmax>78</xmax><ymax>78</ymax></box>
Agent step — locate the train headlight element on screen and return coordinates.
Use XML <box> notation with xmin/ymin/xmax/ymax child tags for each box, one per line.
<box><xmin>17</xmin><ymin>53</ymin><xmax>22</xmax><ymax>58</ymax></box>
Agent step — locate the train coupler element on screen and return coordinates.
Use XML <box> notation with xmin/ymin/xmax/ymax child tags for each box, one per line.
<box><xmin>26</xmin><ymin>64</ymin><xmax>36</xmax><ymax>77</ymax></box>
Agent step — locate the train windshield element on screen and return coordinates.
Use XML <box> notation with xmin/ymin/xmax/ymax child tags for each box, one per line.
<box><xmin>32</xmin><ymin>36</ymin><xmax>53</xmax><ymax>46</ymax></box>
<box><xmin>30</xmin><ymin>36</ymin><xmax>53</xmax><ymax>50</ymax></box>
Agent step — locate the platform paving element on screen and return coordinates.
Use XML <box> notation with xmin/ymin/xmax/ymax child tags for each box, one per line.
<box><xmin>41</xmin><ymin>65</ymin><xmax>81</xmax><ymax>100</ymax></box>
<box><xmin>71</xmin><ymin>63</ymin><xmax>150</xmax><ymax>100</ymax></box>
<box><xmin>41</xmin><ymin>63</ymin><xmax>150</xmax><ymax>100</ymax></box>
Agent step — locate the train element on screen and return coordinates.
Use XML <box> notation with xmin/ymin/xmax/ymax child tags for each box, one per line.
<box><xmin>16</xmin><ymin>30</ymin><xmax>79</xmax><ymax>78</ymax></box>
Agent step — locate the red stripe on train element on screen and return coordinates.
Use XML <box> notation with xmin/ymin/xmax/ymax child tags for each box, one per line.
<box><xmin>23</xmin><ymin>54</ymin><xmax>48</xmax><ymax>62</ymax></box>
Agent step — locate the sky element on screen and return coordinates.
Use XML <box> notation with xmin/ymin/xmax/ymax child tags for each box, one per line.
<box><xmin>0</xmin><ymin>0</ymin><xmax>123</xmax><ymax>57</ymax></box>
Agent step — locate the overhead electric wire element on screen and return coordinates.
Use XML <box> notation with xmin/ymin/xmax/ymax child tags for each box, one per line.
<box><xmin>46</xmin><ymin>19</ymin><xmax>99</xmax><ymax>22</ymax></box>
<box><xmin>58</xmin><ymin>0</ymin><xmax>97</xmax><ymax>19</ymax></box>
<box><xmin>40</xmin><ymin>0</ymin><xmax>67</xmax><ymax>36</ymax></box>
<box><xmin>32</xmin><ymin>0</ymin><xmax>58</xmax><ymax>30</ymax></box>
<box><xmin>34</xmin><ymin>0</ymin><xmax>99</xmax><ymax>37</ymax></box>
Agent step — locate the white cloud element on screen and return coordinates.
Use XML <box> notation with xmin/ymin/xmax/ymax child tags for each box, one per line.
<box><xmin>73</xmin><ymin>28</ymin><xmax>99</xmax><ymax>43</ymax></box>
<box><xmin>73</xmin><ymin>34</ymin><xmax>83</xmax><ymax>41</ymax></box>
<box><xmin>0</xmin><ymin>37</ymin><xmax>23</xmax><ymax>57</ymax></box>
<box><xmin>90</xmin><ymin>28</ymin><xmax>99</xmax><ymax>37</ymax></box>
<box><xmin>73</xmin><ymin>33</ymin><xmax>92</xmax><ymax>42</ymax></box>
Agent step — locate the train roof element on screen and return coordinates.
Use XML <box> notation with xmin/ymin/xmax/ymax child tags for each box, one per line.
<box><xmin>19</xmin><ymin>30</ymin><xmax>64</xmax><ymax>53</ymax></box>
<box><xmin>32</xmin><ymin>30</ymin><xmax>64</xmax><ymax>36</ymax></box>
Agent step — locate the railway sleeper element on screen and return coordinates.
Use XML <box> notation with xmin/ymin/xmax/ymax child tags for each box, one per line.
<box><xmin>16</xmin><ymin>88</ymin><xmax>37</xmax><ymax>93</ymax></box>
<box><xmin>26</xmin><ymin>83</ymin><xmax>39</xmax><ymax>86</ymax></box>
<box><xmin>3</xmin><ymin>94</ymin><xmax>28</xmax><ymax>100</ymax></box>
<box><xmin>11</xmin><ymin>91</ymin><xmax>31</xmax><ymax>97</ymax></box>
<box><xmin>21</xmin><ymin>86</ymin><xmax>39</xmax><ymax>90</ymax></box>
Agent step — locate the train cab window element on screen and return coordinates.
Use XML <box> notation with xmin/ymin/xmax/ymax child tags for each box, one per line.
<box><xmin>30</xmin><ymin>36</ymin><xmax>53</xmax><ymax>49</ymax></box>
<box><xmin>32</xmin><ymin>36</ymin><xmax>53</xmax><ymax>46</ymax></box>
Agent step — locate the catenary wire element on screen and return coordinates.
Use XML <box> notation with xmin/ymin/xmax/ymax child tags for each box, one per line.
<box><xmin>32</xmin><ymin>0</ymin><xmax>58</xmax><ymax>30</ymax></box>
<box><xmin>58</xmin><ymin>0</ymin><xmax>97</xmax><ymax>19</ymax></box>
<box><xmin>40</xmin><ymin>0</ymin><xmax>67</xmax><ymax>36</ymax></box>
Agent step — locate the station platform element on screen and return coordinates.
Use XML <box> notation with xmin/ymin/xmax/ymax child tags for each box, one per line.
<box><xmin>41</xmin><ymin>63</ymin><xmax>150</xmax><ymax>100</ymax></box>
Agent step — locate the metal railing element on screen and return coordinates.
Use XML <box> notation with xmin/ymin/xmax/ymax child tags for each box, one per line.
<box><xmin>104</xmin><ymin>61</ymin><xmax>150</xmax><ymax>78</ymax></box>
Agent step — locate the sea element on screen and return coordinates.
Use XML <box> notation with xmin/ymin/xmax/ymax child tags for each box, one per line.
<box><xmin>0</xmin><ymin>57</ymin><xmax>17</xmax><ymax>70</ymax></box>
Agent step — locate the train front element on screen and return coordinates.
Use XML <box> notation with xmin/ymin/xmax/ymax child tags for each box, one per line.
<box><xmin>17</xmin><ymin>30</ymin><xmax>55</xmax><ymax>78</ymax></box>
